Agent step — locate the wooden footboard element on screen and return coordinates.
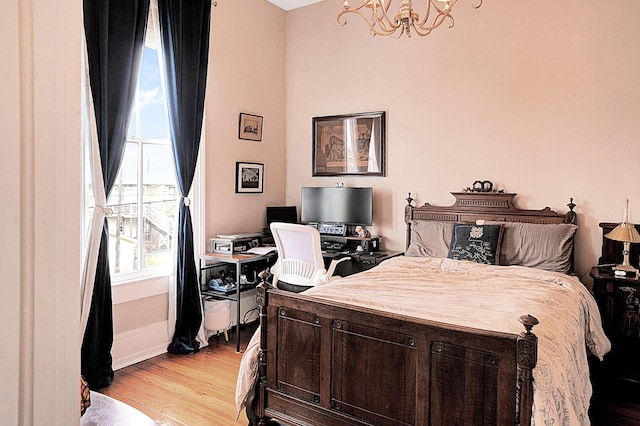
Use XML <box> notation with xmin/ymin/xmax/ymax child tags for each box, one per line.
<box><xmin>249</xmin><ymin>277</ymin><xmax>538</xmax><ymax>426</ymax></box>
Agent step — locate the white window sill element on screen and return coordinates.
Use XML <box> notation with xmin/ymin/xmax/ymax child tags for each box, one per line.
<box><xmin>112</xmin><ymin>273</ymin><xmax>171</xmax><ymax>304</ymax></box>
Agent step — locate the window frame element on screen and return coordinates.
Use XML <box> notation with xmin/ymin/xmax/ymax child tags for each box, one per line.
<box><xmin>82</xmin><ymin>5</ymin><xmax>205</xmax><ymax>288</ymax></box>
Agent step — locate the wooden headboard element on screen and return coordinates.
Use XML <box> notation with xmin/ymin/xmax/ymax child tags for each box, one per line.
<box><xmin>404</xmin><ymin>191</ymin><xmax>577</xmax><ymax>249</ymax></box>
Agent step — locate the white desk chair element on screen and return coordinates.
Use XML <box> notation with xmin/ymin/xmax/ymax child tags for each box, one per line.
<box><xmin>270</xmin><ymin>222</ymin><xmax>350</xmax><ymax>289</ymax></box>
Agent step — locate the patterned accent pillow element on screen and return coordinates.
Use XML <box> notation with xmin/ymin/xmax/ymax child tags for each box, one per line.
<box><xmin>80</xmin><ymin>375</ymin><xmax>91</xmax><ymax>416</ymax></box>
<box><xmin>448</xmin><ymin>224</ymin><xmax>505</xmax><ymax>265</ymax></box>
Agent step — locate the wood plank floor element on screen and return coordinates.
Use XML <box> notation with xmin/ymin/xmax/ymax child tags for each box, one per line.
<box><xmin>98</xmin><ymin>324</ymin><xmax>257</xmax><ymax>426</ymax></box>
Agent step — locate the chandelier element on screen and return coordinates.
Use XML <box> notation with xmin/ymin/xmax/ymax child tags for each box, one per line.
<box><xmin>337</xmin><ymin>0</ymin><xmax>483</xmax><ymax>39</ymax></box>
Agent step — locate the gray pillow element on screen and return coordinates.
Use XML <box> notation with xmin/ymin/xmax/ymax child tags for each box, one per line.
<box><xmin>405</xmin><ymin>220</ymin><xmax>454</xmax><ymax>258</ymax></box>
<box><xmin>488</xmin><ymin>222</ymin><xmax>578</xmax><ymax>274</ymax></box>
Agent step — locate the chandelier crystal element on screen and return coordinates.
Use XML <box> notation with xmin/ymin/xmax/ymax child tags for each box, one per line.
<box><xmin>337</xmin><ymin>0</ymin><xmax>483</xmax><ymax>39</ymax></box>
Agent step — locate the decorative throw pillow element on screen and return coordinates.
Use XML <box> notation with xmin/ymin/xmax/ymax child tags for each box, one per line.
<box><xmin>80</xmin><ymin>375</ymin><xmax>91</xmax><ymax>416</ymax></box>
<box><xmin>448</xmin><ymin>224</ymin><xmax>504</xmax><ymax>265</ymax></box>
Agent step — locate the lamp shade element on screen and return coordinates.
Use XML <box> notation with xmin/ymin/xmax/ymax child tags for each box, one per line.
<box><xmin>605</xmin><ymin>222</ymin><xmax>640</xmax><ymax>243</ymax></box>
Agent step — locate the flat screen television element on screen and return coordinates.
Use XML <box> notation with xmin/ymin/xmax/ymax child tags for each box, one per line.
<box><xmin>301</xmin><ymin>187</ymin><xmax>373</xmax><ymax>226</ymax></box>
<box><xmin>266</xmin><ymin>206</ymin><xmax>297</xmax><ymax>226</ymax></box>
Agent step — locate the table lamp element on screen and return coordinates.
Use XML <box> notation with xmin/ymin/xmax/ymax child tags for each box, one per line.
<box><xmin>605</xmin><ymin>199</ymin><xmax>640</xmax><ymax>276</ymax></box>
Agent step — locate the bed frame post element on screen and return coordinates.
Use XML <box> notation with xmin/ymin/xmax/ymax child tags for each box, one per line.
<box><xmin>566</xmin><ymin>197</ymin><xmax>577</xmax><ymax>225</ymax></box>
<box><xmin>517</xmin><ymin>314</ymin><xmax>539</xmax><ymax>426</ymax></box>
<box><xmin>254</xmin><ymin>269</ymin><xmax>273</xmax><ymax>426</ymax></box>
<box><xmin>405</xmin><ymin>193</ymin><xmax>414</xmax><ymax>250</ymax></box>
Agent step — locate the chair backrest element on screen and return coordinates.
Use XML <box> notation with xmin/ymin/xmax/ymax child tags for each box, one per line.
<box><xmin>270</xmin><ymin>222</ymin><xmax>326</xmax><ymax>287</ymax></box>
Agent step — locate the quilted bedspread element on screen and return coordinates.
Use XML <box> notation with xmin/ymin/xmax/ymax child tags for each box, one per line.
<box><xmin>236</xmin><ymin>257</ymin><xmax>610</xmax><ymax>425</ymax></box>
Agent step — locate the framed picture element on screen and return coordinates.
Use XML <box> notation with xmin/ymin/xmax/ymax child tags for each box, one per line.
<box><xmin>235</xmin><ymin>162</ymin><xmax>264</xmax><ymax>193</ymax></box>
<box><xmin>238</xmin><ymin>113</ymin><xmax>263</xmax><ymax>141</ymax></box>
<box><xmin>312</xmin><ymin>111</ymin><xmax>386</xmax><ymax>176</ymax></box>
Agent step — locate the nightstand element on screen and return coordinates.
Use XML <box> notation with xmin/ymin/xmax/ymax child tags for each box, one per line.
<box><xmin>590</xmin><ymin>267</ymin><xmax>640</xmax><ymax>385</ymax></box>
<box><xmin>589</xmin><ymin>223</ymin><xmax>640</xmax><ymax>423</ymax></box>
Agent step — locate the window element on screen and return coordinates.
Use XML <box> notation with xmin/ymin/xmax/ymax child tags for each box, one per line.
<box><xmin>82</xmin><ymin>3</ymin><xmax>209</xmax><ymax>284</ymax></box>
<box><xmin>106</xmin><ymin>45</ymin><xmax>178</xmax><ymax>277</ymax></box>
<box><xmin>84</xmin><ymin>38</ymin><xmax>179</xmax><ymax>279</ymax></box>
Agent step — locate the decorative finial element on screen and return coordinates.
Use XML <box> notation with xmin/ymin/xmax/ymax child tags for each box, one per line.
<box><xmin>518</xmin><ymin>314</ymin><xmax>539</xmax><ymax>334</ymax></box>
<box><xmin>406</xmin><ymin>192</ymin><xmax>414</xmax><ymax>206</ymax></box>
<box><xmin>623</xmin><ymin>198</ymin><xmax>630</xmax><ymax>224</ymax></box>
<box><xmin>565</xmin><ymin>197</ymin><xmax>577</xmax><ymax>225</ymax></box>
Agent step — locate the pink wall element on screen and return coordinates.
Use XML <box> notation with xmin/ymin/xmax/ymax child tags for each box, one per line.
<box><xmin>284</xmin><ymin>0</ymin><xmax>640</xmax><ymax>281</ymax></box>
<box><xmin>204</xmin><ymin>0</ymin><xmax>287</xmax><ymax>238</ymax></box>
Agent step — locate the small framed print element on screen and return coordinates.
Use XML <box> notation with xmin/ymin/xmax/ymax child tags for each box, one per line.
<box><xmin>238</xmin><ymin>113</ymin><xmax>263</xmax><ymax>141</ymax></box>
<box><xmin>235</xmin><ymin>162</ymin><xmax>264</xmax><ymax>193</ymax></box>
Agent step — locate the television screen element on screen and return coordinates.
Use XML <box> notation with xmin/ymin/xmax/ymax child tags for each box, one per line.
<box><xmin>266</xmin><ymin>206</ymin><xmax>297</xmax><ymax>226</ymax></box>
<box><xmin>301</xmin><ymin>187</ymin><xmax>372</xmax><ymax>226</ymax></box>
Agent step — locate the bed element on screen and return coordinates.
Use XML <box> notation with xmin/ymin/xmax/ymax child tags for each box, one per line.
<box><xmin>237</xmin><ymin>189</ymin><xmax>610</xmax><ymax>425</ymax></box>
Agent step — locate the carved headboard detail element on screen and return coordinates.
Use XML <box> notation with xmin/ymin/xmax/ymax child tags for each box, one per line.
<box><xmin>405</xmin><ymin>191</ymin><xmax>577</xmax><ymax>249</ymax></box>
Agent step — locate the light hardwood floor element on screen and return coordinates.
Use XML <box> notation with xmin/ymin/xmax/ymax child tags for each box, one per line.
<box><xmin>98</xmin><ymin>325</ymin><xmax>257</xmax><ymax>426</ymax></box>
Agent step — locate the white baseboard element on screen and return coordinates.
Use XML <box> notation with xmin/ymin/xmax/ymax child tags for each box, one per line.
<box><xmin>112</xmin><ymin>290</ymin><xmax>258</xmax><ymax>371</ymax></box>
<box><xmin>112</xmin><ymin>321</ymin><xmax>170</xmax><ymax>371</ymax></box>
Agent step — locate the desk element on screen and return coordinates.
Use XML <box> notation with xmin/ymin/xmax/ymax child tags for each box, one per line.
<box><xmin>324</xmin><ymin>250</ymin><xmax>403</xmax><ymax>276</ymax></box>
<box><xmin>199</xmin><ymin>249</ymin><xmax>400</xmax><ymax>351</ymax></box>
<box><xmin>199</xmin><ymin>251</ymin><xmax>276</xmax><ymax>352</ymax></box>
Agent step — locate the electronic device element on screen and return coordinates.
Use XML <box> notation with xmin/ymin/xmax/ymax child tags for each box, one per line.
<box><xmin>208</xmin><ymin>276</ymin><xmax>236</xmax><ymax>293</ymax></box>
<box><xmin>321</xmin><ymin>240</ymin><xmax>347</xmax><ymax>251</ymax></box>
<box><xmin>320</xmin><ymin>236</ymin><xmax>381</xmax><ymax>252</ymax></box>
<box><xmin>360</xmin><ymin>237</ymin><xmax>380</xmax><ymax>252</ymax></box>
<box><xmin>266</xmin><ymin>206</ymin><xmax>298</xmax><ymax>226</ymax></box>
<box><xmin>301</xmin><ymin>186</ymin><xmax>373</xmax><ymax>226</ymax></box>
<box><xmin>614</xmin><ymin>269</ymin><xmax>637</xmax><ymax>278</ymax></box>
<box><xmin>209</xmin><ymin>235</ymin><xmax>261</xmax><ymax>254</ymax></box>
<box><xmin>318</xmin><ymin>223</ymin><xmax>347</xmax><ymax>236</ymax></box>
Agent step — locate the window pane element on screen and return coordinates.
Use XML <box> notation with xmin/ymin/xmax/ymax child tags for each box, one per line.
<box><xmin>127</xmin><ymin>114</ymin><xmax>136</xmax><ymax>139</ymax></box>
<box><xmin>138</xmin><ymin>47</ymin><xmax>168</xmax><ymax>140</ymax></box>
<box><xmin>107</xmin><ymin>143</ymin><xmax>139</xmax><ymax>275</ymax></box>
<box><xmin>142</xmin><ymin>143</ymin><xmax>177</xmax><ymax>270</ymax></box>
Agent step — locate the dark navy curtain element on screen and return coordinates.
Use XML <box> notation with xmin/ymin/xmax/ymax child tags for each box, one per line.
<box><xmin>158</xmin><ymin>0</ymin><xmax>211</xmax><ymax>354</ymax></box>
<box><xmin>82</xmin><ymin>0</ymin><xmax>150</xmax><ymax>389</ymax></box>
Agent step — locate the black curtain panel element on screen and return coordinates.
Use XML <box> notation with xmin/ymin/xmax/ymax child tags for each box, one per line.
<box><xmin>158</xmin><ymin>0</ymin><xmax>211</xmax><ymax>354</ymax></box>
<box><xmin>82</xmin><ymin>0</ymin><xmax>150</xmax><ymax>389</ymax></box>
